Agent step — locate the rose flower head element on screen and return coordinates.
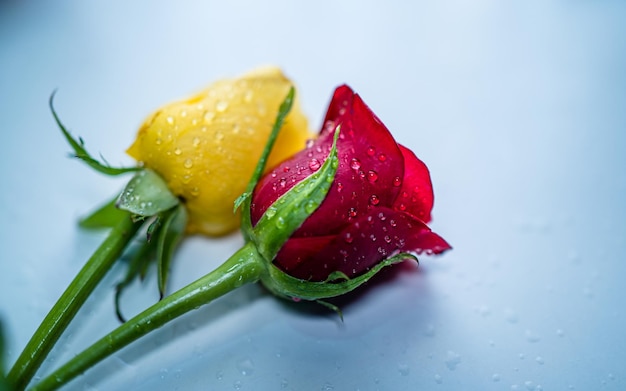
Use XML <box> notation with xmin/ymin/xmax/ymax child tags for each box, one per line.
<box><xmin>126</xmin><ymin>67</ymin><xmax>311</xmax><ymax>236</ymax></box>
<box><xmin>251</xmin><ymin>85</ymin><xmax>451</xmax><ymax>289</ymax></box>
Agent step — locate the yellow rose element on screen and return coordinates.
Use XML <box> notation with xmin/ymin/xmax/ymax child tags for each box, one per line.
<box><xmin>126</xmin><ymin>67</ymin><xmax>311</xmax><ymax>236</ymax></box>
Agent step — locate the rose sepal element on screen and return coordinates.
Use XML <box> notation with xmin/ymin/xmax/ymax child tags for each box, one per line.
<box><xmin>251</xmin><ymin>128</ymin><xmax>340</xmax><ymax>262</ymax></box>
<box><xmin>261</xmin><ymin>252</ymin><xmax>417</xmax><ymax>302</ymax></box>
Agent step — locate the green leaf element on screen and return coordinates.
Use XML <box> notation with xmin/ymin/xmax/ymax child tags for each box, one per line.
<box><xmin>50</xmin><ymin>91</ymin><xmax>140</xmax><ymax>176</ymax></box>
<box><xmin>79</xmin><ymin>195</ymin><xmax>129</xmax><ymax>229</ymax></box>
<box><xmin>235</xmin><ymin>87</ymin><xmax>295</xmax><ymax>241</ymax></box>
<box><xmin>156</xmin><ymin>205</ymin><xmax>188</xmax><ymax>299</ymax></box>
<box><xmin>253</xmin><ymin>127</ymin><xmax>340</xmax><ymax>262</ymax></box>
<box><xmin>116</xmin><ymin>169</ymin><xmax>180</xmax><ymax>217</ymax></box>
<box><xmin>261</xmin><ymin>252</ymin><xmax>418</xmax><ymax>301</ymax></box>
<box><xmin>114</xmin><ymin>238</ymin><xmax>158</xmax><ymax>323</ymax></box>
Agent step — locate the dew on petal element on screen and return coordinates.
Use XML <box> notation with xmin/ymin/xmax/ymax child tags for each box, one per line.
<box><xmin>203</xmin><ymin>111</ymin><xmax>215</xmax><ymax>123</ymax></box>
<box><xmin>369</xmin><ymin>194</ymin><xmax>380</xmax><ymax>205</ymax></box>
<box><xmin>166</xmin><ymin>116</ymin><xmax>175</xmax><ymax>125</ymax></box>
<box><xmin>367</xmin><ymin>146</ymin><xmax>376</xmax><ymax>156</ymax></box>
<box><xmin>192</xmin><ymin>137</ymin><xmax>200</xmax><ymax>147</ymax></box>
<box><xmin>367</xmin><ymin>170</ymin><xmax>378</xmax><ymax>183</ymax></box>
<box><xmin>344</xmin><ymin>232</ymin><xmax>353</xmax><ymax>244</ymax></box>
<box><xmin>378</xmin><ymin>153</ymin><xmax>387</xmax><ymax>162</ymax></box>
<box><xmin>215</xmin><ymin>100</ymin><xmax>229</xmax><ymax>112</ymax></box>
<box><xmin>174</xmin><ymin>148</ymin><xmax>182</xmax><ymax>156</ymax></box>
<box><xmin>183</xmin><ymin>158</ymin><xmax>193</xmax><ymax>168</ymax></box>
<box><xmin>283</xmin><ymin>166</ymin><xmax>290</xmax><ymax>173</ymax></box>
<box><xmin>393</xmin><ymin>176</ymin><xmax>402</xmax><ymax>187</ymax></box>
<box><xmin>350</xmin><ymin>158</ymin><xmax>361</xmax><ymax>170</ymax></box>
<box><xmin>348</xmin><ymin>207</ymin><xmax>358</xmax><ymax>218</ymax></box>
<box><xmin>308</xmin><ymin>158</ymin><xmax>321</xmax><ymax>171</ymax></box>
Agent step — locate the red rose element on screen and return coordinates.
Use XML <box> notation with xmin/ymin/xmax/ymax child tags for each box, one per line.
<box><xmin>251</xmin><ymin>85</ymin><xmax>451</xmax><ymax>281</ymax></box>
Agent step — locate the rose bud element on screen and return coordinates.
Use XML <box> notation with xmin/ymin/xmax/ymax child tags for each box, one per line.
<box><xmin>250</xmin><ymin>85</ymin><xmax>451</xmax><ymax>299</ymax></box>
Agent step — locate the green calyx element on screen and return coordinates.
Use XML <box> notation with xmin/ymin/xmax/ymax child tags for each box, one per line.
<box><xmin>252</xmin><ymin>128</ymin><xmax>340</xmax><ymax>262</ymax></box>
<box><xmin>53</xmin><ymin>93</ymin><xmax>187</xmax><ymax>314</ymax></box>
<box><xmin>261</xmin><ymin>253</ymin><xmax>418</xmax><ymax>301</ymax></box>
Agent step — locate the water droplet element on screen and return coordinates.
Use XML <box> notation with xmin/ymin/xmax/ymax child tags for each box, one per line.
<box><xmin>367</xmin><ymin>170</ymin><xmax>378</xmax><ymax>183</ymax></box>
<box><xmin>276</xmin><ymin>217</ymin><xmax>286</xmax><ymax>229</ymax></box>
<box><xmin>215</xmin><ymin>131</ymin><xmax>224</xmax><ymax>141</ymax></box>
<box><xmin>304</xmin><ymin>200</ymin><xmax>317</xmax><ymax>214</ymax></box>
<box><xmin>233</xmin><ymin>380</ymin><xmax>242</xmax><ymax>390</ymax></box>
<box><xmin>166</xmin><ymin>116</ymin><xmax>175</xmax><ymax>125</ymax></box>
<box><xmin>556</xmin><ymin>329</ymin><xmax>565</xmax><ymax>337</ymax></box>
<box><xmin>524</xmin><ymin>380</ymin><xmax>535</xmax><ymax>390</ymax></box>
<box><xmin>336</xmin><ymin>182</ymin><xmax>343</xmax><ymax>192</ymax></box>
<box><xmin>445</xmin><ymin>351</ymin><xmax>461</xmax><ymax>371</ymax></box>
<box><xmin>389</xmin><ymin>219</ymin><xmax>397</xmax><ymax>227</ymax></box>
<box><xmin>367</xmin><ymin>146</ymin><xmax>376</xmax><ymax>156</ymax></box>
<box><xmin>155</xmin><ymin>137</ymin><xmax>162</xmax><ymax>145</ymax></box>
<box><xmin>236</xmin><ymin>356</ymin><xmax>255</xmax><ymax>376</ymax></box>
<box><xmin>192</xmin><ymin>137</ymin><xmax>200</xmax><ymax>147</ymax></box>
<box><xmin>283</xmin><ymin>166</ymin><xmax>290</xmax><ymax>173</ymax></box>
<box><xmin>292</xmin><ymin>297</ymin><xmax>301</xmax><ymax>302</ymax></box>
<box><xmin>244</xmin><ymin>90</ymin><xmax>254</xmax><ymax>102</ymax></box>
<box><xmin>504</xmin><ymin>308</ymin><xmax>519</xmax><ymax>324</ymax></box>
<box><xmin>492</xmin><ymin>374</ymin><xmax>501</xmax><ymax>382</ymax></box>
<box><xmin>350</xmin><ymin>158</ymin><xmax>361</xmax><ymax>170</ymax></box>
<box><xmin>265</xmin><ymin>207</ymin><xmax>277</xmax><ymax>219</ymax></box>
<box><xmin>183</xmin><ymin>158</ymin><xmax>193</xmax><ymax>168</ymax></box>
<box><xmin>378</xmin><ymin>153</ymin><xmax>387</xmax><ymax>162</ymax></box>
<box><xmin>321</xmin><ymin>382</ymin><xmax>335</xmax><ymax>390</ymax></box>
<box><xmin>309</xmin><ymin>158</ymin><xmax>321</xmax><ymax>171</ymax></box>
<box><xmin>384</xmin><ymin>235</ymin><xmax>392</xmax><ymax>243</ymax></box>
<box><xmin>344</xmin><ymin>232</ymin><xmax>353</xmax><ymax>243</ymax></box>
<box><xmin>204</xmin><ymin>111</ymin><xmax>215</xmax><ymax>123</ymax></box>
<box><xmin>215</xmin><ymin>100</ymin><xmax>228</xmax><ymax>112</ymax></box>
<box><xmin>535</xmin><ymin>356</ymin><xmax>544</xmax><ymax>365</ymax></box>
<box><xmin>190</xmin><ymin>187</ymin><xmax>200</xmax><ymax>197</ymax></box>
<box><xmin>525</xmin><ymin>330</ymin><xmax>541</xmax><ymax>343</ymax></box>
<box><xmin>174</xmin><ymin>148</ymin><xmax>182</xmax><ymax>156</ymax></box>
<box><xmin>393</xmin><ymin>176</ymin><xmax>402</xmax><ymax>187</ymax></box>
<box><xmin>348</xmin><ymin>208</ymin><xmax>357</xmax><ymax>218</ymax></box>
<box><xmin>369</xmin><ymin>194</ymin><xmax>380</xmax><ymax>205</ymax></box>
<box><xmin>434</xmin><ymin>374</ymin><xmax>442</xmax><ymax>384</ymax></box>
<box><xmin>398</xmin><ymin>203</ymin><xmax>407</xmax><ymax>211</ymax></box>
<box><xmin>398</xmin><ymin>362</ymin><xmax>410</xmax><ymax>376</ymax></box>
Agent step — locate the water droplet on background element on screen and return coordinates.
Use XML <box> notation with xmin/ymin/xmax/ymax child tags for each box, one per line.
<box><xmin>397</xmin><ymin>362</ymin><xmax>410</xmax><ymax>376</ymax></box>
<box><xmin>236</xmin><ymin>356</ymin><xmax>255</xmax><ymax>376</ymax></box>
<box><xmin>445</xmin><ymin>351</ymin><xmax>461</xmax><ymax>371</ymax></box>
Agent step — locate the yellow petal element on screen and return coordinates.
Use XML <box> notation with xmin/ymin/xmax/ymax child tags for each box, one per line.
<box><xmin>126</xmin><ymin>67</ymin><xmax>311</xmax><ymax>236</ymax></box>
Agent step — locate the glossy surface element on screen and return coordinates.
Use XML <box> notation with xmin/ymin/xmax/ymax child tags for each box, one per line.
<box><xmin>1</xmin><ymin>1</ymin><xmax>625</xmax><ymax>390</ymax></box>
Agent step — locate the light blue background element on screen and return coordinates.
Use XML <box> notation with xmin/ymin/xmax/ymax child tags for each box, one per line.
<box><xmin>1</xmin><ymin>1</ymin><xmax>625</xmax><ymax>390</ymax></box>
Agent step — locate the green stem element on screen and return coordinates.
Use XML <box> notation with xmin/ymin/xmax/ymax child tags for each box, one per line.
<box><xmin>8</xmin><ymin>214</ymin><xmax>142</xmax><ymax>391</ymax></box>
<box><xmin>30</xmin><ymin>242</ymin><xmax>265</xmax><ymax>391</ymax></box>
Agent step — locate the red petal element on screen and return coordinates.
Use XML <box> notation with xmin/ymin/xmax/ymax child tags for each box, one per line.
<box><xmin>273</xmin><ymin>235</ymin><xmax>335</xmax><ymax>273</ymax></box>
<box><xmin>278</xmin><ymin>207</ymin><xmax>451</xmax><ymax>281</ymax></box>
<box><xmin>393</xmin><ymin>145</ymin><xmax>434</xmax><ymax>223</ymax></box>
<box><xmin>251</xmin><ymin>86</ymin><xmax>405</xmax><ymax>238</ymax></box>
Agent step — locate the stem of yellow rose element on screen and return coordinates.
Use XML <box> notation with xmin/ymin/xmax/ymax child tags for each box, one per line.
<box><xmin>7</xmin><ymin>214</ymin><xmax>142</xmax><ymax>391</ymax></box>
<box><xmin>29</xmin><ymin>242</ymin><xmax>265</xmax><ymax>391</ymax></box>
